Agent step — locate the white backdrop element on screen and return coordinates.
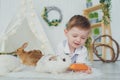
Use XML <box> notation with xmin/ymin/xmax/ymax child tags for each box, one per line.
<box><xmin>0</xmin><ymin>0</ymin><xmax>120</xmax><ymax>50</ymax></box>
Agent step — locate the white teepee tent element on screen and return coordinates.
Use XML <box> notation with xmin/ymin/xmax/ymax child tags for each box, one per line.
<box><xmin>0</xmin><ymin>0</ymin><xmax>54</xmax><ymax>54</ymax></box>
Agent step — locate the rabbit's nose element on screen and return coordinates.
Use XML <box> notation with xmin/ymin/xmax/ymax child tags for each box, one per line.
<box><xmin>63</xmin><ymin>58</ymin><xmax>66</xmax><ymax>62</ymax></box>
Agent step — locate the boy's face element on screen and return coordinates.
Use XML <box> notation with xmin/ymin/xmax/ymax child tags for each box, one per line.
<box><xmin>64</xmin><ymin>27</ymin><xmax>90</xmax><ymax>49</ymax></box>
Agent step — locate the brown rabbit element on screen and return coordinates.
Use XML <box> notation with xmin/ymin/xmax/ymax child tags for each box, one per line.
<box><xmin>16</xmin><ymin>42</ymin><xmax>43</xmax><ymax>66</ymax></box>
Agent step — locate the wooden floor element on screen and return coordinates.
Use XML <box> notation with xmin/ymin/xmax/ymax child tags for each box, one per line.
<box><xmin>0</xmin><ymin>61</ymin><xmax>120</xmax><ymax>80</ymax></box>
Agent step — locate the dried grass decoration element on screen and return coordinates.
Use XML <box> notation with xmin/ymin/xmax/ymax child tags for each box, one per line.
<box><xmin>41</xmin><ymin>6</ymin><xmax>63</xmax><ymax>26</ymax></box>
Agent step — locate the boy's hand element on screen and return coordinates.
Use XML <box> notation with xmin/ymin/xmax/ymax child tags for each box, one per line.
<box><xmin>85</xmin><ymin>66</ymin><xmax>92</xmax><ymax>74</ymax></box>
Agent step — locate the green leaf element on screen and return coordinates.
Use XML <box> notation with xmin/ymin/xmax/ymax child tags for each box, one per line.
<box><xmin>89</xmin><ymin>13</ymin><xmax>94</xmax><ymax>19</ymax></box>
<box><xmin>93</xmin><ymin>28</ymin><xmax>100</xmax><ymax>35</ymax></box>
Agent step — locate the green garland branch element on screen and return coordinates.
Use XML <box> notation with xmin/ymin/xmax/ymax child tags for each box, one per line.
<box><xmin>42</xmin><ymin>6</ymin><xmax>63</xmax><ymax>26</ymax></box>
<box><xmin>0</xmin><ymin>51</ymin><xmax>17</xmax><ymax>56</ymax></box>
<box><xmin>85</xmin><ymin>37</ymin><xmax>92</xmax><ymax>51</ymax></box>
<box><xmin>100</xmin><ymin>0</ymin><xmax>111</xmax><ymax>25</ymax></box>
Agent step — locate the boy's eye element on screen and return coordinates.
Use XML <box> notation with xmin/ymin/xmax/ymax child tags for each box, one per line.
<box><xmin>81</xmin><ymin>37</ymin><xmax>86</xmax><ymax>39</ymax></box>
<box><xmin>82</xmin><ymin>38</ymin><xmax>85</xmax><ymax>39</ymax></box>
<box><xmin>73</xmin><ymin>35</ymin><xmax>77</xmax><ymax>37</ymax></box>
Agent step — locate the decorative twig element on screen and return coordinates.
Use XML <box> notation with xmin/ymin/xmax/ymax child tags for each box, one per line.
<box><xmin>92</xmin><ymin>35</ymin><xmax>119</xmax><ymax>62</ymax></box>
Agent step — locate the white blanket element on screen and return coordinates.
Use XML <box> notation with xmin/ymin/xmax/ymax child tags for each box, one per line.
<box><xmin>2</xmin><ymin>66</ymin><xmax>102</xmax><ymax>80</ymax></box>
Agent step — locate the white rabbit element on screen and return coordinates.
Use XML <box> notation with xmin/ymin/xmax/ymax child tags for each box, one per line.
<box><xmin>35</xmin><ymin>54</ymin><xmax>71</xmax><ymax>73</ymax></box>
<box><xmin>0</xmin><ymin>55</ymin><xmax>22</xmax><ymax>75</ymax></box>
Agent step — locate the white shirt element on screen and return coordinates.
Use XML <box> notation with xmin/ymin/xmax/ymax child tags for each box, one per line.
<box><xmin>55</xmin><ymin>40</ymin><xmax>89</xmax><ymax>64</ymax></box>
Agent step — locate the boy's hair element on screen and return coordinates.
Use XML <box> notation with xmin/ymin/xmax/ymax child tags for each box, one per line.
<box><xmin>66</xmin><ymin>15</ymin><xmax>91</xmax><ymax>30</ymax></box>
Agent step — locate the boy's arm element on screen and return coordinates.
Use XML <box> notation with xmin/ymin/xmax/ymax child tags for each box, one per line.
<box><xmin>76</xmin><ymin>46</ymin><xmax>88</xmax><ymax>64</ymax></box>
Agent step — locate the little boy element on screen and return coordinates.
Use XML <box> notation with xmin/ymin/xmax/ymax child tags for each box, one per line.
<box><xmin>55</xmin><ymin>15</ymin><xmax>91</xmax><ymax>73</ymax></box>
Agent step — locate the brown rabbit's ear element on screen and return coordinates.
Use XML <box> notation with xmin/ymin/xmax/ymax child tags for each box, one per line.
<box><xmin>22</xmin><ymin>42</ymin><xmax>28</xmax><ymax>49</ymax></box>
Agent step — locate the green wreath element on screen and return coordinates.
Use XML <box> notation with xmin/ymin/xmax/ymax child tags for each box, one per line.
<box><xmin>41</xmin><ymin>6</ymin><xmax>63</xmax><ymax>26</ymax></box>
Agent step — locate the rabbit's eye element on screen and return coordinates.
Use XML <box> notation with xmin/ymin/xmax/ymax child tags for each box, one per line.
<box><xmin>49</xmin><ymin>58</ymin><xmax>52</xmax><ymax>61</ymax></box>
<box><xmin>63</xmin><ymin>58</ymin><xmax>66</xmax><ymax>62</ymax></box>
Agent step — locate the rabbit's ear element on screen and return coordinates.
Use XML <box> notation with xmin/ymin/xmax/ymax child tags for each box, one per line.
<box><xmin>49</xmin><ymin>56</ymin><xmax>57</xmax><ymax>61</ymax></box>
<box><xmin>22</xmin><ymin>42</ymin><xmax>28</xmax><ymax>49</ymax></box>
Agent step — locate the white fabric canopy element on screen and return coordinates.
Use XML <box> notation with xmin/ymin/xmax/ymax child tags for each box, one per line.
<box><xmin>0</xmin><ymin>0</ymin><xmax>54</xmax><ymax>54</ymax></box>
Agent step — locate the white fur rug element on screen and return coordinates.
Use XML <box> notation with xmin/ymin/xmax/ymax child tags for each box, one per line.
<box><xmin>2</xmin><ymin>66</ymin><xmax>102</xmax><ymax>80</ymax></box>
